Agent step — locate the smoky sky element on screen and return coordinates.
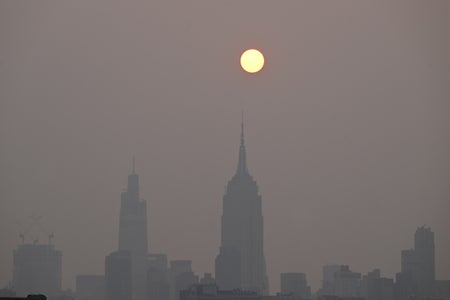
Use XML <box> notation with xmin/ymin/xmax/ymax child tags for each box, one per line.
<box><xmin>1</xmin><ymin>1</ymin><xmax>450</xmax><ymax>292</ymax></box>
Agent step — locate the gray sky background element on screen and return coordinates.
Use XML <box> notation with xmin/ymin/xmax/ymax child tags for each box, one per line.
<box><xmin>1</xmin><ymin>1</ymin><xmax>449</xmax><ymax>292</ymax></box>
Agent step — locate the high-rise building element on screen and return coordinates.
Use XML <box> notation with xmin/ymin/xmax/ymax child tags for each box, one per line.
<box><xmin>395</xmin><ymin>226</ymin><xmax>435</xmax><ymax>300</ymax></box>
<box><xmin>118</xmin><ymin>158</ymin><xmax>148</xmax><ymax>300</ymax></box>
<box><xmin>360</xmin><ymin>269</ymin><xmax>393</xmax><ymax>300</ymax></box>
<box><xmin>12</xmin><ymin>243</ymin><xmax>62</xmax><ymax>297</ymax></box>
<box><xmin>319</xmin><ymin>264</ymin><xmax>340</xmax><ymax>296</ymax></box>
<box><xmin>118</xmin><ymin>157</ymin><xmax>148</xmax><ymax>255</ymax></box>
<box><xmin>333</xmin><ymin>266</ymin><xmax>361</xmax><ymax>298</ymax></box>
<box><xmin>169</xmin><ymin>260</ymin><xmax>199</xmax><ymax>300</ymax></box>
<box><xmin>215</xmin><ymin>120</ymin><xmax>269</xmax><ymax>295</ymax></box>
<box><xmin>105</xmin><ymin>251</ymin><xmax>132</xmax><ymax>300</ymax></box>
<box><xmin>147</xmin><ymin>254</ymin><xmax>170</xmax><ymax>300</ymax></box>
<box><xmin>414</xmin><ymin>226</ymin><xmax>435</xmax><ymax>298</ymax></box>
<box><xmin>280</xmin><ymin>273</ymin><xmax>311</xmax><ymax>299</ymax></box>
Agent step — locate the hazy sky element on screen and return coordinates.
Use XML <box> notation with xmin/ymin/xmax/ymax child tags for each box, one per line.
<box><xmin>1</xmin><ymin>1</ymin><xmax>450</xmax><ymax>292</ymax></box>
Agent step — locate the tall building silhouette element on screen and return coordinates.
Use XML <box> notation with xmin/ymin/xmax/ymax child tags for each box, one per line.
<box><xmin>119</xmin><ymin>157</ymin><xmax>148</xmax><ymax>255</ymax></box>
<box><xmin>147</xmin><ymin>254</ymin><xmax>170</xmax><ymax>300</ymax></box>
<box><xmin>105</xmin><ymin>251</ymin><xmax>132</xmax><ymax>300</ymax></box>
<box><xmin>13</xmin><ymin>243</ymin><xmax>62</xmax><ymax>297</ymax></box>
<box><xmin>414</xmin><ymin>226</ymin><xmax>435</xmax><ymax>298</ymax></box>
<box><xmin>395</xmin><ymin>226</ymin><xmax>435</xmax><ymax>300</ymax></box>
<box><xmin>116</xmin><ymin>158</ymin><xmax>148</xmax><ymax>300</ymax></box>
<box><xmin>215</xmin><ymin>119</ymin><xmax>269</xmax><ymax>295</ymax></box>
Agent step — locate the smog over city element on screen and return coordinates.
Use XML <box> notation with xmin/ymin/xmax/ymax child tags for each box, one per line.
<box><xmin>1</xmin><ymin>2</ymin><xmax>450</xmax><ymax>300</ymax></box>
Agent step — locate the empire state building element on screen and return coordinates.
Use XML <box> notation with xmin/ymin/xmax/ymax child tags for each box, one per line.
<box><xmin>215</xmin><ymin>120</ymin><xmax>269</xmax><ymax>295</ymax></box>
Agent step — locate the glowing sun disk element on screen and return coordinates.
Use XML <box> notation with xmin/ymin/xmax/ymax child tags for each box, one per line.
<box><xmin>240</xmin><ymin>49</ymin><xmax>265</xmax><ymax>73</ymax></box>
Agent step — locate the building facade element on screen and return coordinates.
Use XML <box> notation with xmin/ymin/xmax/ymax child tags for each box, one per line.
<box><xmin>215</xmin><ymin>121</ymin><xmax>269</xmax><ymax>295</ymax></box>
<box><xmin>360</xmin><ymin>269</ymin><xmax>393</xmax><ymax>300</ymax></box>
<box><xmin>105</xmin><ymin>250</ymin><xmax>132</xmax><ymax>300</ymax></box>
<box><xmin>280</xmin><ymin>273</ymin><xmax>311</xmax><ymax>299</ymax></box>
<box><xmin>118</xmin><ymin>158</ymin><xmax>148</xmax><ymax>255</ymax></box>
<box><xmin>395</xmin><ymin>226</ymin><xmax>435</xmax><ymax>300</ymax></box>
<box><xmin>117</xmin><ymin>158</ymin><xmax>148</xmax><ymax>300</ymax></box>
<box><xmin>333</xmin><ymin>266</ymin><xmax>361</xmax><ymax>298</ymax></box>
<box><xmin>13</xmin><ymin>243</ymin><xmax>62</xmax><ymax>297</ymax></box>
<box><xmin>147</xmin><ymin>254</ymin><xmax>170</xmax><ymax>300</ymax></box>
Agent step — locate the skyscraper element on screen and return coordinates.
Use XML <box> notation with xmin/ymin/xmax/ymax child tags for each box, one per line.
<box><xmin>13</xmin><ymin>243</ymin><xmax>62</xmax><ymax>297</ymax></box>
<box><xmin>117</xmin><ymin>158</ymin><xmax>148</xmax><ymax>300</ymax></box>
<box><xmin>215</xmin><ymin>119</ymin><xmax>269</xmax><ymax>295</ymax></box>
<box><xmin>105</xmin><ymin>251</ymin><xmax>132</xmax><ymax>300</ymax></box>
<box><xmin>414</xmin><ymin>226</ymin><xmax>435</xmax><ymax>298</ymax></box>
<box><xmin>118</xmin><ymin>157</ymin><xmax>148</xmax><ymax>255</ymax></box>
<box><xmin>147</xmin><ymin>254</ymin><xmax>170</xmax><ymax>300</ymax></box>
<box><xmin>395</xmin><ymin>226</ymin><xmax>436</xmax><ymax>300</ymax></box>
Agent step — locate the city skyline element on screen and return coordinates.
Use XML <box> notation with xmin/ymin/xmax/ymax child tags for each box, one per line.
<box><xmin>6</xmin><ymin>155</ymin><xmax>446</xmax><ymax>299</ymax></box>
<box><xmin>3</xmin><ymin>123</ymin><xmax>449</xmax><ymax>294</ymax></box>
<box><xmin>1</xmin><ymin>0</ymin><xmax>450</xmax><ymax>295</ymax></box>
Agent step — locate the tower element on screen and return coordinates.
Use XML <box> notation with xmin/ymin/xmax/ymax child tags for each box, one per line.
<box><xmin>116</xmin><ymin>158</ymin><xmax>148</xmax><ymax>300</ymax></box>
<box><xmin>215</xmin><ymin>119</ymin><xmax>269</xmax><ymax>295</ymax></box>
<box><xmin>414</xmin><ymin>226</ymin><xmax>435</xmax><ymax>298</ymax></box>
<box><xmin>395</xmin><ymin>226</ymin><xmax>435</xmax><ymax>300</ymax></box>
<box><xmin>118</xmin><ymin>157</ymin><xmax>148</xmax><ymax>255</ymax></box>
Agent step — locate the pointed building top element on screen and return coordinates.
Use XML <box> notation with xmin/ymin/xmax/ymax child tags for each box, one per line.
<box><xmin>236</xmin><ymin>114</ymin><xmax>248</xmax><ymax>175</ymax></box>
<box><xmin>241</xmin><ymin>111</ymin><xmax>244</xmax><ymax>145</ymax></box>
<box><xmin>127</xmin><ymin>156</ymin><xmax>139</xmax><ymax>201</ymax></box>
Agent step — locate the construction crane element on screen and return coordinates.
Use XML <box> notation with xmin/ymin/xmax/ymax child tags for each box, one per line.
<box><xmin>17</xmin><ymin>214</ymin><xmax>55</xmax><ymax>246</ymax></box>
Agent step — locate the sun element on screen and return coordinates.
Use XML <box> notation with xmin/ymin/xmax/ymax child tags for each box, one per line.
<box><xmin>240</xmin><ymin>49</ymin><xmax>265</xmax><ymax>74</ymax></box>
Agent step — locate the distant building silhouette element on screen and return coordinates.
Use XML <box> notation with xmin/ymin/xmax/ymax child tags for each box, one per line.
<box><xmin>394</xmin><ymin>271</ymin><xmax>414</xmax><ymax>300</ymax></box>
<box><xmin>395</xmin><ymin>226</ymin><xmax>435</xmax><ymax>300</ymax></box>
<box><xmin>180</xmin><ymin>284</ymin><xmax>258</xmax><ymax>300</ymax></box>
<box><xmin>180</xmin><ymin>284</ymin><xmax>299</xmax><ymax>300</ymax></box>
<box><xmin>105</xmin><ymin>251</ymin><xmax>132</xmax><ymax>300</ymax></box>
<box><xmin>169</xmin><ymin>260</ymin><xmax>198</xmax><ymax>300</ymax></box>
<box><xmin>119</xmin><ymin>157</ymin><xmax>148</xmax><ymax>255</ymax></box>
<box><xmin>318</xmin><ymin>264</ymin><xmax>340</xmax><ymax>297</ymax></box>
<box><xmin>147</xmin><ymin>254</ymin><xmax>170</xmax><ymax>300</ymax></box>
<box><xmin>414</xmin><ymin>226</ymin><xmax>435</xmax><ymax>298</ymax></box>
<box><xmin>118</xmin><ymin>158</ymin><xmax>148</xmax><ymax>300</ymax></box>
<box><xmin>200</xmin><ymin>274</ymin><xmax>215</xmax><ymax>285</ymax></box>
<box><xmin>12</xmin><ymin>243</ymin><xmax>62</xmax><ymax>297</ymax></box>
<box><xmin>360</xmin><ymin>269</ymin><xmax>393</xmax><ymax>300</ymax></box>
<box><xmin>333</xmin><ymin>266</ymin><xmax>361</xmax><ymax>298</ymax></box>
<box><xmin>434</xmin><ymin>280</ymin><xmax>450</xmax><ymax>300</ymax></box>
<box><xmin>280</xmin><ymin>273</ymin><xmax>311</xmax><ymax>299</ymax></box>
<box><xmin>75</xmin><ymin>275</ymin><xmax>104</xmax><ymax>300</ymax></box>
<box><xmin>104</xmin><ymin>160</ymin><xmax>194</xmax><ymax>300</ymax></box>
<box><xmin>215</xmin><ymin>119</ymin><xmax>269</xmax><ymax>295</ymax></box>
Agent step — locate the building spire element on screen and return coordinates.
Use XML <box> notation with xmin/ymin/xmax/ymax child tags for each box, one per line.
<box><xmin>132</xmin><ymin>155</ymin><xmax>136</xmax><ymax>174</ymax></box>
<box><xmin>236</xmin><ymin>112</ymin><xmax>248</xmax><ymax>175</ymax></box>
<box><xmin>241</xmin><ymin>111</ymin><xmax>244</xmax><ymax>145</ymax></box>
